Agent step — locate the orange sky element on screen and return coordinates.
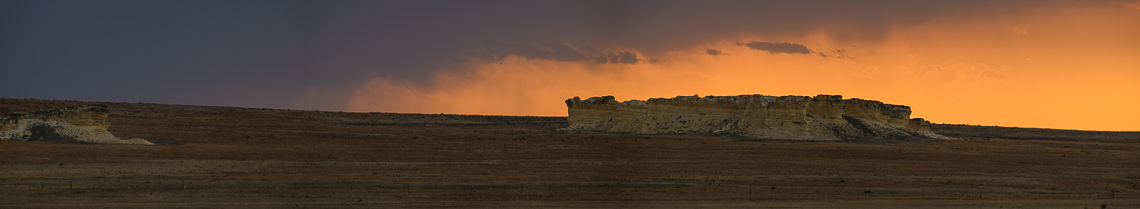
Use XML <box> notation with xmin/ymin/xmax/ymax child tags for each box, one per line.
<box><xmin>347</xmin><ymin>1</ymin><xmax>1140</xmax><ymax>131</ymax></box>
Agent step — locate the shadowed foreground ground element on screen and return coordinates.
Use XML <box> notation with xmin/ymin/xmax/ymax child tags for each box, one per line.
<box><xmin>1</xmin><ymin>98</ymin><xmax>1138</xmax><ymax>208</ymax></box>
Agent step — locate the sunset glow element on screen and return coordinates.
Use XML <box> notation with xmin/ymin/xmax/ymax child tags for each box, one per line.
<box><xmin>348</xmin><ymin>1</ymin><xmax>1140</xmax><ymax>131</ymax></box>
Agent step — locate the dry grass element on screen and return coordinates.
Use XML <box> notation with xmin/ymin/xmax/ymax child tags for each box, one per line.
<box><xmin>1</xmin><ymin>98</ymin><xmax>1138</xmax><ymax>208</ymax></box>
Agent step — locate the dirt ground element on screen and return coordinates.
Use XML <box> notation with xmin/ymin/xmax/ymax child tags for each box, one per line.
<box><xmin>1</xmin><ymin>98</ymin><xmax>1138</xmax><ymax>208</ymax></box>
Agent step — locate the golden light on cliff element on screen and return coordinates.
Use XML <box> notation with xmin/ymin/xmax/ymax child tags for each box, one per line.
<box><xmin>349</xmin><ymin>2</ymin><xmax>1140</xmax><ymax>131</ymax></box>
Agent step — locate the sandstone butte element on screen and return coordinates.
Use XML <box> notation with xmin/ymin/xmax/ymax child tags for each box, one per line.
<box><xmin>563</xmin><ymin>94</ymin><xmax>951</xmax><ymax>141</ymax></box>
<box><xmin>0</xmin><ymin>104</ymin><xmax>152</xmax><ymax>145</ymax></box>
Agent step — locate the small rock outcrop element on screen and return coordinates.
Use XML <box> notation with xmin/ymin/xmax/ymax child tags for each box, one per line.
<box><xmin>0</xmin><ymin>105</ymin><xmax>153</xmax><ymax>145</ymax></box>
<box><xmin>563</xmin><ymin>94</ymin><xmax>950</xmax><ymax>141</ymax></box>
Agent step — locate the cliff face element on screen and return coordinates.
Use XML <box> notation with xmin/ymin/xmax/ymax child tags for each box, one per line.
<box><xmin>564</xmin><ymin>94</ymin><xmax>948</xmax><ymax>141</ymax></box>
<box><xmin>0</xmin><ymin>105</ymin><xmax>152</xmax><ymax>145</ymax></box>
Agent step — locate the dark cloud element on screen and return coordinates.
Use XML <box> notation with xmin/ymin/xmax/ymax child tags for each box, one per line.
<box><xmin>484</xmin><ymin>41</ymin><xmax>643</xmax><ymax>64</ymax></box>
<box><xmin>601</xmin><ymin>51</ymin><xmax>639</xmax><ymax>64</ymax></box>
<box><xmin>738</xmin><ymin>41</ymin><xmax>813</xmax><ymax>55</ymax></box>
<box><xmin>705</xmin><ymin>49</ymin><xmax>725</xmax><ymax>56</ymax></box>
<box><xmin>736</xmin><ymin>41</ymin><xmax>853</xmax><ymax>59</ymax></box>
<box><xmin>484</xmin><ymin>42</ymin><xmax>593</xmax><ymax>62</ymax></box>
<box><xmin>0</xmin><ymin>0</ymin><xmax>618</xmax><ymax>110</ymax></box>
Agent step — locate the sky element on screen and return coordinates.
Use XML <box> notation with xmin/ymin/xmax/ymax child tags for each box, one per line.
<box><xmin>1</xmin><ymin>0</ymin><xmax>1138</xmax><ymax>131</ymax></box>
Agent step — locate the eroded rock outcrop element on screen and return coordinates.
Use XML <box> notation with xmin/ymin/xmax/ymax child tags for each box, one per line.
<box><xmin>563</xmin><ymin>94</ymin><xmax>949</xmax><ymax>141</ymax></box>
<box><xmin>0</xmin><ymin>105</ymin><xmax>153</xmax><ymax>145</ymax></box>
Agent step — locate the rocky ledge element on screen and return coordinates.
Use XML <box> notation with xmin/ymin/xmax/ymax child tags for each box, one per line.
<box><xmin>0</xmin><ymin>105</ymin><xmax>152</xmax><ymax>145</ymax></box>
<box><xmin>562</xmin><ymin>94</ymin><xmax>950</xmax><ymax>141</ymax></box>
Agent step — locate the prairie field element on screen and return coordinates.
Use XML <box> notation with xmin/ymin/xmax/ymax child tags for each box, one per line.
<box><xmin>1</xmin><ymin>98</ymin><xmax>1138</xmax><ymax>208</ymax></box>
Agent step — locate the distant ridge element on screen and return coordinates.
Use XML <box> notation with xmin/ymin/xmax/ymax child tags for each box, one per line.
<box><xmin>2</xmin><ymin>97</ymin><xmax>1135</xmax><ymax>142</ymax></box>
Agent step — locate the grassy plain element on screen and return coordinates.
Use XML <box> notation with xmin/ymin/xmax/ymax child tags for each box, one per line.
<box><xmin>1</xmin><ymin>98</ymin><xmax>1138</xmax><ymax>208</ymax></box>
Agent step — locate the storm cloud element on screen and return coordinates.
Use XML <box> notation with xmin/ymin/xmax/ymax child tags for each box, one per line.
<box><xmin>0</xmin><ymin>0</ymin><xmax>619</xmax><ymax>110</ymax></box>
<box><xmin>484</xmin><ymin>42</ymin><xmax>643</xmax><ymax>64</ymax></box>
<box><xmin>601</xmin><ymin>52</ymin><xmax>639</xmax><ymax>64</ymax></box>
<box><xmin>0</xmin><ymin>0</ymin><xmax>1075</xmax><ymax>111</ymax></box>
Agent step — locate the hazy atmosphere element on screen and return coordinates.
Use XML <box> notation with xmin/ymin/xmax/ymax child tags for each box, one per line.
<box><xmin>2</xmin><ymin>0</ymin><xmax>1138</xmax><ymax>131</ymax></box>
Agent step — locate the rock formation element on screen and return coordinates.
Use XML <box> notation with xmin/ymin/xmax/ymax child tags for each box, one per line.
<box><xmin>563</xmin><ymin>94</ymin><xmax>950</xmax><ymax>141</ymax></box>
<box><xmin>0</xmin><ymin>105</ymin><xmax>153</xmax><ymax>145</ymax></box>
